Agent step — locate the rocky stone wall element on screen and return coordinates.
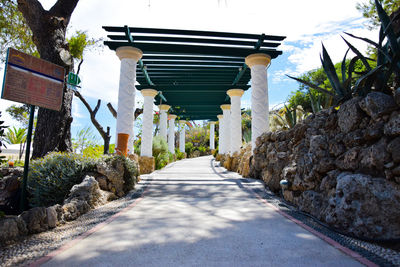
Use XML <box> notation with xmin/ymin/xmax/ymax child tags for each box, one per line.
<box><xmin>249</xmin><ymin>92</ymin><xmax>400</xmax><ymax>239</ymax></box>
<box><xmin>0</xmin><ymin>156</ymin><xmax>139</xmax><ymax>245</ymax></box>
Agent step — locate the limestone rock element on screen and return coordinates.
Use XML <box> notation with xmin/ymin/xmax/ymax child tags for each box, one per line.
<box><xmin>62</xmin><ymin>200</ymin><xmax>90</xmax><ymax>221</ymax></box>
<box><xmin>359</xmin><ymin>139</ymin><xmax>390</xmax><ymax>172</ymax></box>
<box><xmin>138</xmin><ymin>156</ymin><xmax>155</xmax><ymax>175</ymax></box>
<box><xmin>337</xmin><ymin>97</ymin><xmax>364</xmax><ymax>133</ymax></box>
<box><xmin>359</xmin><ymin>92</ymin><xmax>397</xmax><ymax>119</ymax></box>
<box><xmin>0</xmin><ymin>216</ymin><xmax>27</xmax><ymax>244</ymax></box>
<box><xmin>0</xmin><ymin>167</ymin><xmax>23</xmax><ymax>214</ymax></box>
<box><xmin>388</xmin><ymin>137</ymin><xmax>400</xmax><ymax>163</ymax></box>
<box><xmin>325</xmin><ymin>173</ymin><xmax>400</xmax><ymax>239</ymax></box>
<box><xmin>395</xmin><ymin>88</ymin><xmax>400</xmax><ymax>106</ymax></box>
<box><xmin>97</xmin><ymin>161</ymin><xmax>125</xmax><ymax>197</ymax></box>
<box><xmin>384</xmin><ymin>111</ymin><xmax>400</xmax><ymax>136</ymax></box>
<box><xmin>20</xmin><ymin>207</ymin><xmax>48</xmax><ymax>234</ymax></box>
<box><xmin>46</xmin><ymin>206</ymin><xmax>58</xmax><ymax>228</ymax></box>
<box><xmin>65</xmin><ymin>176</ymin><xmax>106</xmax><ymax>208</ymax></box>
<box><xmin>335</xmin><ymin>147</ymin><xmax>360</xmax><ymax>171</ymax></box>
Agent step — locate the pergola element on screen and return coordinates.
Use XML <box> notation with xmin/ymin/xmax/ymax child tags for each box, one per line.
<box><xmin>103</xmin><ymin>26</ymin><xmax>285</xmax><ymax>168</ymax></box>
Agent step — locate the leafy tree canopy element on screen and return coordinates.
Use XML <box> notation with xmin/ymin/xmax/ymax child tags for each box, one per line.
<box><xmin>356</xmin><ymin>0</ymin><xmax>400</xmax><ymax>29</ymax></box>
<box><xmin>0</xmin><ymin>0</ymin><xmax>37</xmax><ymax>63</ymax></box>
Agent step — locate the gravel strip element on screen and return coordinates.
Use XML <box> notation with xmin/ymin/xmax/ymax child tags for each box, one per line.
<box><xmin>0</xmin><ymin>176</ymin><xmax>153</xmax><ymax>267</ymax></box>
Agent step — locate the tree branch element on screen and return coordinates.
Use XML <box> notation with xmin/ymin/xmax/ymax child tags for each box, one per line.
<box><xmin>17</xmin><ymin>0</ymin><xmax>45</xmax><ymax>32</ymax></box>
<box><xmin>93</xmin><ymin>99</ymin><xmax>101</xmax><ymax>117</ymax></box>
<box><xmin>76</xmin><ymin>59</ymin><xmax>84</xmax><ymax>75</ymax></box>
<box><xmin>107</xmin><ymin>102</ymin><xmax>117</xmax><ymax>118</ymax></box>
<box><xmin>49</xmin><ymin>0</ymin><xmax>79</xmax><ymax>23</ymax></box>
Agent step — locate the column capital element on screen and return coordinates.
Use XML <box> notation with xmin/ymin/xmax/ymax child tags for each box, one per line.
<box><xmin>245</xmin><ymin>53</ymin><xmax>271</xmax><ymax>68</ymax></box>
<box><xmin>179</xmin><ymin>120</ymin><xmax>186</xmax><ymax>124</ymax></box>
<box><xmin>209</xmin><ymin>121</ymin><xmax>216</xmax><ymax>125</ymax></box>
<box><xmin>227</xmin><ymin>89</ymin><xmax>244</xmax><ymax>97</ymax></box>
<box><xmin>116</xmin><ymin>46</ymin><xmax>143</xmax><ymax>61</ymax></box>
<box><xmin>169</xmin><ymin>114</ymin><xmax>177</xmax><ymax>120</ymax></box>
<box><xmin>220</xmin><ymin>104</ymin><xmax>231</xmax><ymax>110</ymax></box>
<box><xmin>217</xmin><ymin>115</ymin><xmax>224</xmax><ymax>119</ymax></box>
<box><xmin>158</xmin><ymin>104</ymin><xmax>171</xmax><ymax>111</ymax></box>
<box><xmin>141</xmin><ymin>89</ymin><xmax>158</xmax><ymax>97</ymax></box>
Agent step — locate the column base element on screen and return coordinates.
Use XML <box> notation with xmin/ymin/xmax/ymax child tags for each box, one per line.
<box><xmin>139</xmin><ymin>156</ymin><xmax>155</xmax><ymax>174</ymax></box>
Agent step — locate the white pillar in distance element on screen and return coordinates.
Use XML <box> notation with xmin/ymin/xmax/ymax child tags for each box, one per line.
<box><xmin>140</xmin><ymin>89</ymin><xmax>158</xmax><ymax>157</ymax></box>
<box><xmin>158</xmin><ymin>104</ymin><xmax>170</xmax><ymax>141</ymax></box>
<box><xmin>217</xmin><ymin>115</ymin><xmax>224</xmax><ymax>154</ymax></box>
<box><xmin>209</xmin><ymin>121</ymin><xmax>216</xmax><ymax>150</ymax></box>
<box><xmin>179</xmin><ymin>120</ymin><xmax>186</xmax><ymax>153</ymax></box>
<box><xmin>245</xmin><ymin>53</ymin><xmax>271</xmax><ymax>153</ymax></box>
<box><xmin>227</xmin><ymin>89</ymin><xmax>244</xmax><ymax>155</ymax></box>
<box><xmin>115</xmin><ymin>46</ymin><xmax>143</xmax><ymax>154</ymax></box>
<box><xmin>220</xmin><ymin>104</ymin><xmax>231</xmax><ymax>155</ymax></box>
<box><xmin>168</xmin><ymin>115</ymin><xmax>177</xmax><ymax>154</ymax></box>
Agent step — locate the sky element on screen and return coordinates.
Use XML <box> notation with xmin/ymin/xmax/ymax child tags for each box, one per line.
<box><xmin>0</xmin><ymin>0</ymin><xmax>378</xmax><ymax>144</ymax></box>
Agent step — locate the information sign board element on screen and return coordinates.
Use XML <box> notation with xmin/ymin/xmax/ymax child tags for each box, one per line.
<box><xmin>1</xmin><ymin>48</ymin><xmax>65</xmax><ymax>111</ymax></box>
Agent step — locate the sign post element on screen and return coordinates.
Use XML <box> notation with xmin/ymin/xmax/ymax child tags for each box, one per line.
<box><xmin>1</xmin><ymin>48</ymin><xmax>65</xmax><ymax>211</ymax></box>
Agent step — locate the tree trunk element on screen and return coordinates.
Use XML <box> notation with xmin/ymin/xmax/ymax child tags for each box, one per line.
<box><xmin>17</xmin><ymin>0</ymin><xmax>79</xmax><ymax>158</ymax></box>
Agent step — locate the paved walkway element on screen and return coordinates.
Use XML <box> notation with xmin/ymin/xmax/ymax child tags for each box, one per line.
<box><xmin>42</xmin><ymin>156</ymin><xmax>363</xmax><ymax>267</ymax></box>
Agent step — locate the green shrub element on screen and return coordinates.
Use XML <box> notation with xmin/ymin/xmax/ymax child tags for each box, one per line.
<box><xmin>176</xmin><ymin>150</ymin><xmax>185</xmax><ymax>160</ymax></box>
<box><xmin>198</xmin><ymin>145</ymin><xmax>207</xmax><ymax>156</ymax></box>
<box><xmin>27</xmin><ymin>152</ymin><xmax>98</xmax><ymax>207</ymax></box>
<box><xmin>153</xmin><ymin>136</ymin><xmax>170</xmax><ymax>170</ymax></box>
<box><xmin>82</xmin><ymin>144</ymin><xmax>115</xmax><ymax>158</ymax></box>
<box><xmin>185</xmin><ymin>142</ymin><xmax>194</xmax><ymax>156</ymax></box>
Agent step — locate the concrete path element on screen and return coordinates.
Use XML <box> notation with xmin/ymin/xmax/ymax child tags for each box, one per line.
<box><xmin>43</xmin><ymin>156</ymin><xmax>363</xmax><ymax>267</ymax></box>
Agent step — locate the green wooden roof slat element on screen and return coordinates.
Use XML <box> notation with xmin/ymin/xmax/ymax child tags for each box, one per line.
<box><xmin>143</xmin><ymin>55</ymin><xmax>244</xmax><ymax>61</ymax></box>
<box><xmin>103</xmin><ymin>26</ymin><xmax>286</xmax><ymax>41</ymax></box>
<box><xmin>107</xmin><ymin>35</ymin><xmax>281</xmax><ymax>48</ymax></box>
<box><xmin>141</xmin><ymin>60</ymin><xmax>243</xmax><ymax>67</ymax></box>
<box><xmin>104</xmin><ymin>41</ymin><xmax>282</xmax><ymax>58</ymax></box>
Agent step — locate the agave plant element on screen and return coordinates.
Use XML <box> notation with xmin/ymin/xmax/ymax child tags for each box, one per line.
<box><xmin>288</xmin><ymin>0</ymin><xmax>399</xmax><ymax>106</ymax></box>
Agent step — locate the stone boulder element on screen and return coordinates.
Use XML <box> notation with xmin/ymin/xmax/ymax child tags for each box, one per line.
<box><xmin>64</xmin><ymin>176</ymin><xmax>108</xmax><ymax>209</ymax></box>
<box><xmin>237</xmin><ymin>144</ymin><xmax>252</xmax><ymax>177</ymax></box>
<box><xmin>337</xmin><ymin>97</ymin><xmax>364</xmax><ymax>133</ymax></box>
<box><xmin>20</xmin><ymin>207</ymin><xmax>48</xmax><ymax>234</ymax></box>
<box><xmin>325</xmin><ymin>173</ymin><xmax>400</xmax><ymax>239</ymax></box>
<box><xmin>384</xmin><ymin>111</ymin><xmax>400</xmax><ymax>136</ymax></box>
<box><xmin>138</xmin><ymin>156</ymin><xmax>155</xmax><ymax>175</ymax></box>
<box><xmin>0</xmin><ymin>167</ymin><xmax>23</xmax><ymax>214</ymax></box>
<box><xmin>359</xmin><ymin>92</ymin><xmax>397</xmax><ymax>120</ymax></box>
<box><xmin>0</xmin><ymin>216</ymin><xmax>27</xmax><ymax>244</ymax></box>
<box><xmin>97</xmin><ymin>161</ymin><xmax>125</xmax><ymax>197</ymax></box>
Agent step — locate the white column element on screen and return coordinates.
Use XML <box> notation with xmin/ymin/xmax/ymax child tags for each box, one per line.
<box><xmin>217</xmin><ymin>115</ymin><xmax>224</xmax><ymax>154</ymax></box>
<box><xmin>209</xmin><ymin>122</ymin><xmax>215</xmax><ymax>150</ymax></box>
<box><xmin>245</xmin><ymin>53</ymin><xmax>271</xmax><ymax>153</ymax></box>
<box><xmin>220</xmin><ymin>104</ymin><xmax>231</xmax><ymax>155</ymax></box>
<box><xmin>158</xmin><ymin>104</ymin><xmax>170</xmax><ymax>141</ymax></box>
<box><xmin>227</xmin><ymin>89</ymin><xmax>244</xmax><ymax>155</ymax></box>
<box><xmin>168</xmin><ymin>115</ymin><xmax>177</xmax><ymax>154</ymax></box>
<box><xmin>140</xmin><ymin>89</ymin><xmax>158</xmax><ymax>157</ymax></box>
<box><xmin>115</xmin><ymin>47</ymin><xmax>143</xmax><ymax>154</ymax></box>
<box><xmin>179</xmin><ymin>120</ymin><xmax>186</xmax><ymax>153</ymax></box>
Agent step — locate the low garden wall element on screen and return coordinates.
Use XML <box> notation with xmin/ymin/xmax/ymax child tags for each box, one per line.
<box><xmin>247</xmin><ymin>91</ymin><xmax>400</xmax><ymax>239</ymax></box>
<box><xmin>0</xmin><ymin>154</ymin><xmax>139</xmax><ymax>245</ymax></box>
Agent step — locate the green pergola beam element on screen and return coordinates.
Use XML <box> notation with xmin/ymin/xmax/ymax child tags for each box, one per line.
<box><xmin>107</xmin><ymin>35</ymin><xmax>281</xmax><ymax>48</ymax></box>
<box><xmin>141</xmin><ymin>61</ymin><xmax>243</xmax><ymax>67</ymax></box>
<box><xmin>136</xmin><ymin>84</ymin><xmax>249</xmax><ymax>90</ymax></box>
<box><xmin>104</xmin><ymin>41</ymin><xmax>282</xmax><ymax>58</ymax></box>
<box><xmin>142</xmin><ymin>55</ymin><xmax>244</xmax><ymax>62</ymax></box>
<box><xmin>103</xmin><ymin>26</ymin><xmax>286</xmax><ymax>41</ymax></box>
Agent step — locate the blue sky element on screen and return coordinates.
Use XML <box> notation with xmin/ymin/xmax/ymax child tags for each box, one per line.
<box><xmin>0</xmin><ymin>0</ymin><xmax>378</xmax><ymax>144</ymax></box>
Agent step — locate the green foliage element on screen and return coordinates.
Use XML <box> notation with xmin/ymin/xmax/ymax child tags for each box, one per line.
<box><xmin>27</xmin><ymin>152</ymin><xmax>98</xmax><ymax>207</ymax></box>
<box><xmin>67</xmin><ymin>31</ymin><xmax>98</xmax><ymax>60</ymax></box>
<box><xmin>241</xmin><ymin>109</ymin><xmax>251</xmax><ymax>143</ymax></box>
<box><xmin>175</xmin><ymin>149</ymin><xmax>185</xmax><ymax>160</ymax></box>
<box><xmin>185</xmin><ymin>142</ymin><xmax>194</xmax><ymax>156</ymax></box>
<box><xmin>356</xmin><ymin>0</ymin><xmax>400</xmax><ymax>29</ymax></box>
<box><xmin>82</xmin><ymin>144</ymin><xmax>115</xmax><ymax>159</ymax></box>
<box><xmin>5</xmin><ymin>126</ymin><xmax>27</xmax><ymax>160</ymax></box>
<box><xmin>0</xmin><ymin>111</ymin><xmax>7</xmax><ymax>164</ymax></box>
<box><xmin>0</xmin><ymin>0</ymin><xmax>38</xmax><ymax>63</ymax></box>
<box><xmin>152</xmin><ymin>136</ymin><xmax>170</xmax><ymax>169</ymax></box>
<box><xmin>270</xmin><ymin>106</ymin><xmax>307</xmax><ymax>131</ymax></box>
<box><xmin>186</xmin><ymin>126</ymin><xmax>209</xmax><ymax>148</ymax></box>
<box><xmin>72</xmin><ymin>126</ymin><xmax>99</xmax><ymax>154</ymax></box>
<box><xmin>5</xmin><ymin>104</ymin><xmax>29</xmax><ymax>126</ymax></box>
<box><xmin>0</xmin><ymin>210</ymin><xmax>4</xmax><ymax>218</ymax></box>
